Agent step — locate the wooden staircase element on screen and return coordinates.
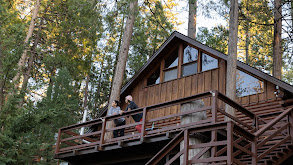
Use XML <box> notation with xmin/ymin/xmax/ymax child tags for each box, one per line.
<box><xmin>146</xmin><ymin>107</ymin><xmax>293</xmax><ymax>165</ymax></box>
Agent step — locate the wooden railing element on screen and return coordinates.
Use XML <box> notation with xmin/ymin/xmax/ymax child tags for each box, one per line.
<box><xmin>55</xmin><ymin>90</ymin><xmax>259</xmax><ymax>157</ymax></box>
<box><xmin>146</xmin><ymin>108</ymin><xmax>293</xmax><ymax>165</ymax></box>
<box><xmin>146</xmin><ymin>121</ymin><xmax>254</xmax><ymax>165</ymax></box>
<box><xmin>251</xmin><ymin>108</ymin><xmax>293</xmax><ymax>164</ymax></box>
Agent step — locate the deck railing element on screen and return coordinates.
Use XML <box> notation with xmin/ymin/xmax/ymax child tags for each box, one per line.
<box><xmin>55</xmin><ymin>90</ymin><xmax>260</xmax><ymax>157</ymax></box>
<box><xmin>146</xmin><ymin>108</ymin><xmax>293</xmax><ymax>164</ymax></box>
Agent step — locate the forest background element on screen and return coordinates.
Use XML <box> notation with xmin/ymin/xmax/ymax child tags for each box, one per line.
<box><xmin>0</xmin><ymin>0</ymin><xmax>292</xmax><ymax>164</ymax></box>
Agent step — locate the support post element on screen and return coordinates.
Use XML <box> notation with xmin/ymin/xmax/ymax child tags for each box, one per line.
<box><xmin>99</xmin><ymin>118</ymin><xmax>106</xmax><ymax>150</ymax></box>
<box><xmin>55</xmin><ymin>129</ymin><xmax>62</xmax><ymax>154</ymax></box>
<box><xmin>251</xmin><ymin>136</ymin><xmax>258</xmax><ymax>165</ymax></box>
<box><xmin>227</xmin><ymin>122</ymin><xmax>233</xmax><ymax>164</ymax></box>
<box><xmin>183</xmin><ymin>129</ymin><xmax>189</xmax><ymax>165</ymax></box>
<box><xmin>211</xmin><ymin>90</ymin><xmax>218</xmax><ymax>123</ymax></box>
<box><xmin>141</xmin><ymin>107</ymin><xmax>147</xmax><ymax>142</ymax></box>
<box><xmin>211</xmin><ymin>91</ymin><xmax>218</xmax><ymax>159</ymax></box>
<box><xmin>289</xmin><ymin>110</ymin><xmax>293</xmax><ymax>144</ymax></box>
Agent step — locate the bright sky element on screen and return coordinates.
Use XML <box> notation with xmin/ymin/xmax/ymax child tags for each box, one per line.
<box><xmin>172</xmin><ymin>0</ymin><xmax>226</xmax><ymax>35</ymax></box>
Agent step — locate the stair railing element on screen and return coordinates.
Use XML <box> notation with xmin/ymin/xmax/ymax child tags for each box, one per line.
<box><xmin>251</xmin><ymin>107</ymin><xmax>293</xmax><ymax>164</ymax></box>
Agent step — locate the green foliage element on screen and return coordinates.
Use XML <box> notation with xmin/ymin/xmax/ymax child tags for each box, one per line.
<box><xmin>0</xmin><ymin>0</ymin><xmax>180</xmax><ymax>163</ymax></box>
<box><xmin>196</xmin><ymin>25</ymin><xmax>229</xmax><ymax>54</ymax></box>
<box><xmin>0</xmin><ymin>68</ymin><xmax>80</xmax><ymax>164</ymax></box>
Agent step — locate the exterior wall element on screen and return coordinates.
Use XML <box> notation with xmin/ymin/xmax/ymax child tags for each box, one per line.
<box><xmin>121</xmin><ymin>58</ymin><xmax>283</xmax><ymax>125</ymax></box>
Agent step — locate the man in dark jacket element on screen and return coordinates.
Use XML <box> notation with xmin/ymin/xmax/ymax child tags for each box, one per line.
<box><xmin>125</xmin><ymin>95</ymin><xmax>143</xmax><ymax>132</ymax></box>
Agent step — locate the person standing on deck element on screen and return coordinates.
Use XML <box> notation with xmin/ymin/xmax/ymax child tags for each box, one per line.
<box><xmin>125</xmin><ymin>95</ymin><xmax>143</xmax><ymax>132</ymax></box>
<box><xmin>108</xmin><ymin>100</ymin><xmax>125</xmax><ymax>138</ymax></box>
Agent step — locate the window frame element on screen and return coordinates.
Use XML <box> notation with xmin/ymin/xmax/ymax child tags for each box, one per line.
<box><xmin>236</xmin><ymin>68</ymin><xmax>265</xmax><ymax>97</ymax></box>
<box><xmin>145</xmin><ymin>43</ymin><xmax>220</xmax><ymax>87</ymax></box>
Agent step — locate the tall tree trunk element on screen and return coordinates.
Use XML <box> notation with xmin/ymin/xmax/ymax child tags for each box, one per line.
<box><xmin>11</xmin><ymin>0</ymin><xmax>40</xmax><ymax>92</ymax></box>
<box><xmin>291</xmin><ymin>0</ymin><xmax>293</xmax><ymax>29</ymax></box>
<box><xmin>225</xmin><ymin>0</ymin><xmax>239</xmax><ymax>119</ymax></box>
<box><xmin>112</xmin><ymin>15</ymin><xmax>126</xmax><ymax>83</ymax></box>
<box><xmin>245</xmin><ymin>1</ymin><xmax>250</xmax><ymax>65</ymax></box>
<box><xmin>245</xmin><ymin>25</ymin><xmax>249</xmax><ymax>64</ymax></box>
<box><xmin>184</xmin><ymin>1</ymin><xmax>205</xmax><ymax>162</ymax></box>
<box><xmin>0</xmin><ymin>40</ymin><xmax>4</xmax><ymax>110</ymax></box>
<box><xmin>180</xmin><ymin>101</ymin><xmax>209</xmax><ymax>164</ymax></box>
<box><xmin>18</xmin><ymin>22</ymin><xmax>42</xmax><ymax>107</ymax></box>
<box><xmin>105</xmin><ymin>0</ymin><xmax>138</xmax><ymax>140</ymax></box>
<box><xmin>291</xmin><ymin>0</ymin><xmax>293</xmax><ymax>58</ymax></box>
<box><xmin>188</xmin><ymin>0</ymin><xmax>197</xmax><ymax>39</ymax></box>
<box><xmin>273</xmin><ymin>0</ymin><xmax>282</xmax><ymax>79</ymax></box>
<box><xmin>80</xmin><ymin>74</ymin><xmax>90</xmax><ymax>135</ymax></box>
<box><xmin>46</xmin><ymin>68</ymin><xmax>56</xmax><ymax>100</ymax></box>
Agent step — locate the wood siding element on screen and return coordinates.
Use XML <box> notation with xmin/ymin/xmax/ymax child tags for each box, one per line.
<box><xmin>122</xmin><ymin>66</ymin><xmax>283</xmax><ymax>125</ymax></box>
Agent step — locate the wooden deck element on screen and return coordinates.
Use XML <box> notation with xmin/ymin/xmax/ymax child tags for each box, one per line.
<box><xmin>54</xmin><ymin>90</ymin><xmax>293</xmax><ymax>164</ymax></box>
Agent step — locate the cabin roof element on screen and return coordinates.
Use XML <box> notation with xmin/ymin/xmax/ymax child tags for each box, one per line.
<box><xmin>98</xmin><ymin>31</ymin><xmax>293</xmax><ymax>117</ymax></box>
<box><xmin>121</xmin><ymin>31</ymin><xmax>293</xmax><ymax>95</ymax></box>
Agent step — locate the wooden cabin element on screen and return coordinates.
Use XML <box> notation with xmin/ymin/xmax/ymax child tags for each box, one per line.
<box><xmin>54</xmin><ymin>31</ymin><xmax>293</xmax><ymax>165</ymax></box>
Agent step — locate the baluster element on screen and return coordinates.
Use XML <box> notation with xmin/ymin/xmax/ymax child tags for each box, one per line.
<box><xmin>140</xmin><ymin>107</ymin><xmax>147</xmax><ymax>142</ymax></box>
<box><xmin>55</xmin><ymin>129</ymin><xmax>62</xmax><ymax>154</ymax></box>
<box><xmin>99</xmin><ymin>117</ymin><xmax>106</xmax><ymax>150</ymax></box>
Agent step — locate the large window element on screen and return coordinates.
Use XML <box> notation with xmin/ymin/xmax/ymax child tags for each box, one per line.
<box><xmin>202</xmin><ymin>53</ymin><xmax>218</xmax><ymax>72</ymax></box>
<box><xmin>146</xmin><ymin>44</ymin><xmax>220</xmax><ymax>86</ymax></box>
<box><xmin>147</xmin><ymin>69</ymin><xmax>160</xmax><ymax>86</ymax></box>
<box><xmin>182</xmin><ymin>46</ymin><xmax>198</xmax><ymax>77</ymax></box>
<box><xmin>164</xmin><ymin>50</ymin><xmax>178</xmax><ymax>82</ymax></box>
<box><xmin>236</xmin><ymin>70</ymin><xmax>264</xmax><ymax>97</ymax></box>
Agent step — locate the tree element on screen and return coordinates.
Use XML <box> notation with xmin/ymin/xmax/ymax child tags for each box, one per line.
<box><xmin>225</xmin><ymin>0</ymin><xmax>239</xmax><ymax>118</ymax></box>
<box><xmin>0</xmin><ymin>0</ymin><xmax>26</xmax><ymax>109</ymax></box>
<box><xmin>197</xmin><ymin>25</ymin><xmax>229</xmax><ymax>54</ymax></box>
<box><xmin>188</xmin><ymin>0</ymin><xmax>197</xmax><ymax>39</ymax></box>
<box><xmin>106</xmin><ymin>0</ymin><xmax>138</xmax><ymax>139</ymax></box>
<box><xmin>273</xmin><ymin>0</ymin><xmax>282</xmax><ymax>79</ymax></box>
<box><xmin>11</xmin><ymin>0</ymin><xmax>40</xmax><ymax>93</ymax></box>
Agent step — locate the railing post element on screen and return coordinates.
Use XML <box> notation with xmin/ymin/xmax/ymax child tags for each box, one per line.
<box><xmin>55</xmin><ymin>129</ymin><xmax>62</xmax><ymax>154</ymax></box>
<box><xmin>140</xmin><ymin>107</ymin><xmax>147</xmax><ymax>142</ymax></box>
<box><xmin>227</xmin><ymin>122</ymin><xmax>233</xmax><ymax>164</ymax></box>
<box><xmin>254</xmin><ymin>116</ymin><xmax>259</xmax><ymax>131</ymax></box>
<box><xmin>99</xmin><ymin>117</ymin><xmax>106</xmax><ymax>150</ymax></box>
<box><xmin>211</xmin><ymin>91</ymin><xmax>218</xmax><ymax>159</ymax></box>
<box><xmin>251</xmin><ymin>136</ymin><xmax>257</xmax><ymax>165</ymax></box>
<box><xmin>289</xmin><ymin>109</ymin><xmax>293</xmax><ymax>143</ymax></box>
<box><xmin>183</xmin><ymin>129</ymin><xmax>189</xmax><ymax>165</ymax></box>
<box><xmin>211</xmin><ymin>90</ymin><xmax>218</xmax><ymax>123</ymax></box>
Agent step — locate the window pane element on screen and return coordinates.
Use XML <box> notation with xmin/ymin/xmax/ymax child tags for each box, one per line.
<box><xmin>236</xmin><ymin>70</ymin><xmax>264</xmax><ymax>97</ymax></box>
<box><xmin>165</xmin><ymin>50</ymin><xmax>178</xmax><ymax>68</ymax></box>
<box><xmin>202</xmin><ymin>53</ymin><xmax>218</xmax><ymax>71</ymax></box>
<box><xmin>147</xmin><ymin>69</ymin><xmax>160</xmax><ymax>86</ymax></box>
<box><xmin>182</xmin><ymin>62</ymin><xmax>197</xmax><ymax>77</ymax></box>
<box><xmin>183</xmin><ymin>46</ymin><xmax>198</xmax><ymax>64</ymax></box>
<box><xmin>164</xmin><ymin>68</ymin><xmax>178</xmax><ymax>82</ymax></box>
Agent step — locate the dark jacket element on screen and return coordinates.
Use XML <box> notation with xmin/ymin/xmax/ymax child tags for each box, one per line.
<box><xmin>126</xmin><ymin>101</ymin><xmax>143</xmax><ymax>122</ymax></box>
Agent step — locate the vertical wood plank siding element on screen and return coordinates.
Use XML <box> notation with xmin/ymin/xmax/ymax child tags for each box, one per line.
<box><xmin>123</xmin><ymin>67</ymin><xmax>282</xmax><ymax>124</ymax></box>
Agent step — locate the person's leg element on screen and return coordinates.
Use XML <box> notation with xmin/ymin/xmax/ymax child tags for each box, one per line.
<box><xmin>113</xmin><ymin>125</ymin><xmax>118</xmax><ymax>138</ymax></box>
<box><xmin>119</xmin><ymin>120</ymin><xmax>126</xmax><ymax>137</ymax></box>
<box><xmin>135</xmin><ymin>118</ymin><xmax>143</xmax><ymax>133</ymax></box>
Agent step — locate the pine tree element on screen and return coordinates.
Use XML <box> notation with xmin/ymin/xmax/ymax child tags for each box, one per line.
<box><xmin>106</xmin><ymin>0</ymin><xmax>138</xmax><ymax>139</ymax></box>
<box><xmin>226</xmin><ymin>0</ymin><xmax>239</xmax><ymax>118</ymax></box>
<box><xmin>273</xmin><ymin>0</ymin><xmax>282</xmax><ymax>79</ymax></box>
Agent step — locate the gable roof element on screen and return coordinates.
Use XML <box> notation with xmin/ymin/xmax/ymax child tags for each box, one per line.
<box><xmin>98</xmin><ymin>31</ymin><xmax>293</xmax><ymax>117</ymax></box>
<box><xmin>121</xmin><ymin>31</ymin><xmax>293</xmax><ymax>95</ymax></box>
